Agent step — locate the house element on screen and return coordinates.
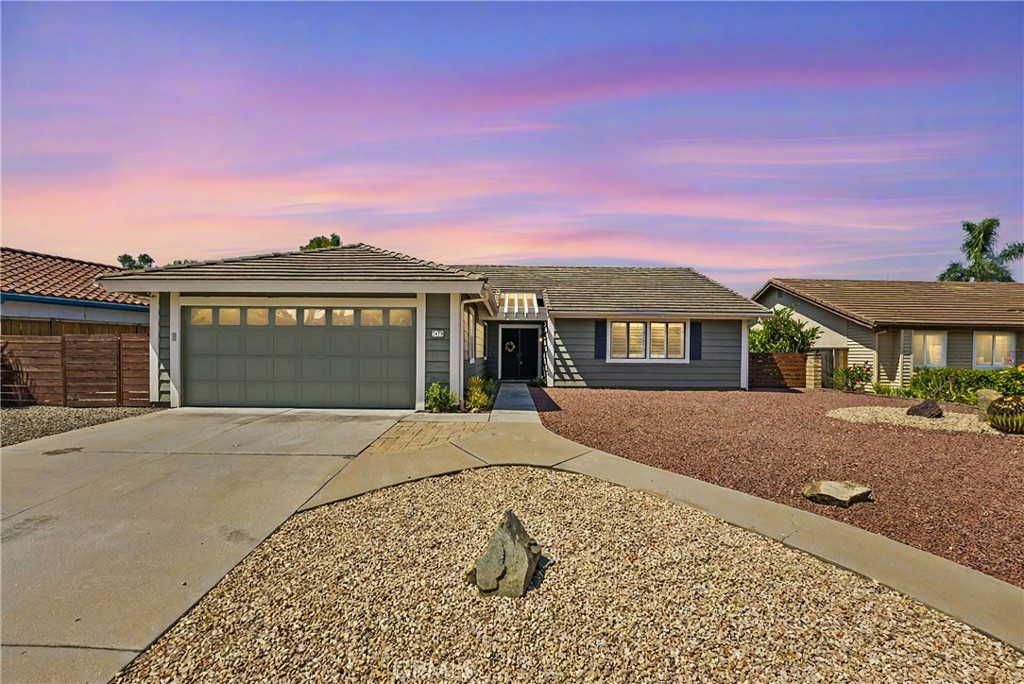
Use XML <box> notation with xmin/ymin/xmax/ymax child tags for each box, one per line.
<box><xmin>752</xmin><ymin>279</ymin><xmax>1024</xmax><ymax>389</ymax></box>
<box><xmin>1</xmin><ymin>247</ymin><xmax>149</xmax><ymax>335</ymax></box>
<box><xmin>96</xmin><ymin>243</ymin><xmax>768</xmax><ymax>409</ymax></box>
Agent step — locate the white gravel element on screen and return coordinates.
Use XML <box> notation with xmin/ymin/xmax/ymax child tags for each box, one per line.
<box><xmin>114</xmin><ymin>468</ymin><xmax>1021</xmax><ymax>683</ymax></box>
<box><xmin>0</xmin><ymin>405</ymin><xmax>163</xmax><ymax>446</ymax></box>
<box><xmin>828</xmin><ymin>406</ymin><xmax>1015</xmax><ymax>436</ymax></box>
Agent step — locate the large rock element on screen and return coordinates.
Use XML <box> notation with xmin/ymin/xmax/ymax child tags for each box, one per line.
<box><xmin>906</xmin><ymin>399</ymin><xmax>943</xmax><ymax>419</ymax></box>
<box><xmin>802</xmin><ymin>481</ymin><xmax>872</xmax><ymax>508</ymax></box>
<box><xmin>977</xmin><ymin>389</ymin><xmax>1002</xmax><ymax>418</ymax></box>
<box><xmin>467</xmin><ymin>510</ymin><xmax>542</xmax><ymax>598</ymax></box>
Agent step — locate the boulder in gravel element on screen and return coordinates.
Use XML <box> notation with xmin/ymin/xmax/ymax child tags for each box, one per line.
<box><xmin>802</xmin><ymin>481</ymin><xmax>872</xmax><ymax>508</ymax></box>
<box><xmin>977</xmin><ymin>389</ymin><xmax>1002</xmax><ymax>418</ymax></box>
<box><xmin>466</xmin><ymin>510</ymin><xmax>542</xmax><ymax>598</ymax></box>
<box><xmin>906</xmin><ymin>399</ymin><xmax>943</xmax><ymax>419</ymax></box>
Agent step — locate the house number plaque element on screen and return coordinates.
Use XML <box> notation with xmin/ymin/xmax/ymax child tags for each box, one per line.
<box><xmin>430</xmin><ymin>329</ymin><xmax>446</xmax><ymax>339</ymax></box>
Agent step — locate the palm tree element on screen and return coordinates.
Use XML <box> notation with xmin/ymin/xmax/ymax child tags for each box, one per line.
<box><xmin>938</xmin><ymin>218</ymin><xmax>1024</xmax><ymax>282</ymax></box>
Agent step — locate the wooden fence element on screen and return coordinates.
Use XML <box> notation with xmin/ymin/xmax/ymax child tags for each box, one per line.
<box><xmin>749</xmin><ymin>352</ymin><xmax>807</xmax><ymax>389</ymax></box>
<box><xmin>1</xmin><ymin>335</ymin><xmax>149</xmax><ymax>407</ymax></box>
<box><xmin>1</xmin><ymin>318</ymin><xmax>148</xmax><ymax>336</ymax></box>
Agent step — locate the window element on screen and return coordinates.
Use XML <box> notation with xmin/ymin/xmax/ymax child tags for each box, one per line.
<box><xmin>476</xmin><ymin>320</ymin><xmax>486</xmax><ymax>360</ymax></box>
<box><xmin>190</xmin><ymin>308</ymin><xmax>213</xmax><ymax>325</ymax></box>
<box><xmin>304</xmin><ymin>309</ymin><xmax>327</xmax><ymax>326</ymax></box>
<box><xmin>246</xmin><ymin>308</ymin><xmax>269</xmax><ymax>326</ymax></box>
<box><xmin>216</xmin><ymin>308</ymin><xmax>240</xmax><ymax>325</ymax></box>
<box><xmin>389</xmin><ymin>309</ymin><xmax>413</xmax><ymax>327</ymax></box>
<box><xmin>464</xmin><ymin>309</ymin><xmax>473</xmax><ymax>360</ymax></box>
<box><xmin>610</xmin><ymin>321</ymin><xmax>687</xmax><ymax>362</ymax></box>
<box><xmin>974</xmin><ymin>332</ymin><xmax>1016</xmax><ymax>369</ymax></box>
<box><xmin>332</xmin><ymin>309</ymin><xmax>355</xmax><ymax>326</ymax></box>
<box><xmin>275</xmin><ymin>308</ymin><xmax>298</xmax><ymax>326</ymax></box>
<box><xmin>360</xmin><ymin>309</ymin><xmax>383</xmax><ymax>326</ymax></box>
<box><xmin>912</xmin><ymin>331</ymin><xmax>946</xmax><ymax>368</ymax></box>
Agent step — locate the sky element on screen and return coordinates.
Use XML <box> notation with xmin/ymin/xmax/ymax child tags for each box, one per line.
<box><xmin>3</xmin><ymin>2</ymin><xmax>1023</xmax><ymax>294</ymax></box>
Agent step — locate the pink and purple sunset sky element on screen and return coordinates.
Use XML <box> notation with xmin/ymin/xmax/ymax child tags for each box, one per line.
<box><xmin>3</xmin><ymin>2</ymin><xmax>1022</xmax><ymax>294</ymax></box>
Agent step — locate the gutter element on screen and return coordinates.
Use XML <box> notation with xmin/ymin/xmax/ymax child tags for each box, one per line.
<box><xmin>0</xmin><ymin>292</ymin><xmax>148</xmax><ymax>313</ymax></box>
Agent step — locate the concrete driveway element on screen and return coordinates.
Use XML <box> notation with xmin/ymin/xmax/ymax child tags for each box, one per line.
<box><xmin>1</xmin><ymin>408</ymin><xmax>407</xmax><ymax>684</ymax></box>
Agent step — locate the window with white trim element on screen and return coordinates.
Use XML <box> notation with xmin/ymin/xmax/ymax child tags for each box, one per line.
<box><xmin>974</xmin><ymin>332</ymin><xmax>1016</xmax><ymax>369</ymax></box>
<box><xmin>610</xmin><ymin>321</ymin><xmax>687</xmax><ymax>361</ymax></box>
<box><xmin>912</xmin><ymin>331</ymin><xmax>946</xmax><ymax>368</ymax></box>
<box><xmin>475</xmin><ymin>320</ymin><xmax>486</xmax><ymax>360</ymax></box>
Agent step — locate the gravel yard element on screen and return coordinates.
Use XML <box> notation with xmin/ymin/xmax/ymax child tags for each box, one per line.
<box><xmin>532</xmin><ymin>388</ymin><xmax>1024</xmax><ymax>588</ymax></box>
<box><xmin>1</xmin><ymin>405</ymin><xmax>162</xmax><ymax>446</ymax></box>
<box><xmin>114</xmin><ymin>468</ymin><xmax>1021</xmax><ymax>683</ymax></box>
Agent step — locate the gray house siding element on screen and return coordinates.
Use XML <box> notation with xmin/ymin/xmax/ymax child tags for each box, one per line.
<box><xmin>760</xmin><ymin>287</ymin><xmax>850</xmax><ymax>349</ymax></box>
<box><xmin>157</xmin><ymin>292</ymin><xmax>171</xmax><ymax>404</ymax></box>
<box><xmin>484</xmin><ymin>321</ymin><xmax>500</xmax><ymax>379</ymax></box>
<box><xmin>550</xmin><ymin>318</ymin><xmax>742</xmax><ymax>389</ymax></box>
<box><xmin>425</xmin><ymin>293</ymin><xmax>451</xmax><ymax>388</ymax></box>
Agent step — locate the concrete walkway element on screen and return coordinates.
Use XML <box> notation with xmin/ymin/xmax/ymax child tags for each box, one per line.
<box><xmin>300</xmin><ymin>394</ymin><xmax>1024</xmax><ymax>653</ymax></box>
<box><xmin>490</xmin><ymin>382</ymin><xmax>542</xmax><ymax>422</ymax></box>
<box><xmin>1</xmin><ymin>408</ymin><xmax>406</xmax><ymax>684</ymax></box>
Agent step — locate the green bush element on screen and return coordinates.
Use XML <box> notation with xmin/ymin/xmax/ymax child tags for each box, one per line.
<box><xmin>994</xmin><ymin>367</ymin><xmax>1024</xmax><ymax>397</ymax></box>
<box><xmin>987</xmin><ymin>395</ymin><xmax>1024</xmax><ymax>434</ymax></box>
<box><xmin>907</xmin><ymin>367</ymin><xmax>1004</xmax><ymax>405</ymax></box>
<box><xmin>749</xmin><ymin>308</ymin><xmax>822</xmax><ymax>353</ymax></box>
<box><xmin>871</xmin><ymin>382</ymin><xmax>893</xmax><ymax>396</ymax></box>
<box><xmin>483</xmin><ymin>377</ymin><xmax>498</xmax><ymax>397</ymax></box>
<box><xmin>425</xmin><ymin>382</ymin><xmax>458</xmax><ymax>413</ymax></box>
<box><xmin>465</xmin><ymin>376</ymin><xmax>495</xmax><ymax>413</ymax></box>
<box><xmin>528</xmin><ymin>376</ymin><xmax>547</xmax><ymax>387</ymax></box>
<box><xmin>832</xmin><ymin>363</ymin><xmax>872</xmax><ymax>391</ymax></box>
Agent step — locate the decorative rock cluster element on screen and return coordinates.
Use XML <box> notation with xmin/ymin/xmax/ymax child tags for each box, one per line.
<box><xmin>802</xmin><ymin>480</ymin><xmax>872</xmax><ymax>508</ymax></box>
<box><xmin>906</xmin><ymin>399</ymin><xmax>943</xmax><ymax>419</ymax></box>
<box><xmin>466</xmin><ymin>510</ymin><xmax>543</xmax><ymax>598</ymax></box>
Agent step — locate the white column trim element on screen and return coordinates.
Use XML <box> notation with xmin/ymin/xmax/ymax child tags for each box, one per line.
<box><xmin>545</xmin><ymin>317</ymin><xmax>556</xmax><ymax>387</ymax></box>
<box><xmin>169</xmin><ymin>292</ymin><xmax>182</xmax><ymax>407</ymax></box>
<box><xmin>449</xmin><ymin>293</ymin><xmax>461</xmax><ymax>398</ymax></box>
<box><xmin>415</xmin><ymin>293</ymin><xmax>426</xmax><ymax>411</ymax></box>
<box><xmin>149</xmin><ymin>292</ymin><xmax>160</xmax><ymax>402</ymax></box>
<box><xmin>740</xmin><ymin>320</ymin><xmax>749</xmax><ymax>390</ymax></box>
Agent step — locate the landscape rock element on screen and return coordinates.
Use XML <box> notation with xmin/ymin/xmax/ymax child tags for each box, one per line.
<box><xmin>466</xmin><ymin>510</ymin><xmax>542</xmax><ymax>597</ymax></box>
<box><xmin>906</xmin><ymin>399</ymin><xmax>943</xmax><ymax>419</ymax></box>
<box><xmin>976</xmin><ymin>389</ymin><xmax>1002</xmax><ymax>418</ymax></box>
<box><xmin>802</xmin><ymin>480</ymin><xmax>873</xmax><ymax>508</ymax></box>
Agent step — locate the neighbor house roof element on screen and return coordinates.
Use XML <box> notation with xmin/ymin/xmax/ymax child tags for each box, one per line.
<box><xmin>97</xmin><ymin>243</ymin><xmax>485</xmax><ymax>285</ymax></box>
<box><xmin>456</xmin><ymin>265</ymin><xmax>768</xmax><ymax>317</ymax></box>
<box><xmin>754</xmin><ymin>278</ymin><xmax>1024</xmax><ymax>329</ymax></box>
<box><xmin>1</xmin><ymin>247</ymin><xmax>148</xmax><ymax>307</ymax></box>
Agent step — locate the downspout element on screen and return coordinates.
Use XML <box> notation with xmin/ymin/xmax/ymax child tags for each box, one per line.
<box><xmin>459</xmin><ymin>293</ymin><xmax>490</xmax><ymax>408</ymax></box>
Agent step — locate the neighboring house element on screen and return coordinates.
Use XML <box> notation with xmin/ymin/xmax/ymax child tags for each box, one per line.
<box><xmin>752</xmin><ymin>279</ymin><xmax>1024</xmax><ymax>389</ymax></box>
<box><xmin>97</xmin><ymin>243</ymin><xmax>768</xmax><ymax>409</ymax></box>
<box><xmin>1</xmin><ymin>247</ymin><xmax>149</xmax><ymax>335</ymax></box>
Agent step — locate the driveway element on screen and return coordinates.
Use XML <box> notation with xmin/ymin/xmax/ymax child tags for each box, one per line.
<box><xmin>1</xmin><ymin>407</ymin><xmax>408</xmax><ymax>684</ymax></box>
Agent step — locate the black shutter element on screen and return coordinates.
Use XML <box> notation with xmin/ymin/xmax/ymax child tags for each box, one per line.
<box><xmin>594</xmin><ymin>320</ymin><xmax>607</xmax><ymax>359</ymax></box>
<box><xmin>690</xmin><ymin>321</ymin><xmax>702</xmax><ymax>360</ymax></box>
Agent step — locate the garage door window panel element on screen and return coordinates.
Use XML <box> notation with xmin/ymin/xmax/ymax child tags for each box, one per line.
<box><xmin>360</xmin><ymin>309</ymin><xmax>384</xmax><ymax>326</ymax></box>
<box><xmin>218</xmin><ymin>308</ymin><xmax>241</xmax><ymax>325</ymax></box>
<box><xmin>389</xmin><ymin>309</ymin><xmax>413</xmax><ymax>327</ymax></box>
<box><xmin>304</xmin><ymin>309</ymin><xmax>327</xmax><ymax>326</ymax></box>
<box><xmin>191</xmin><ymin>308</ymin><xmax>213</xmax><ymax>325</ymax></box>
<box><xmin>332</xmin><ymin>309</ymin><xmax>355</xmax><ymax>326</ymax></box>
<box><xmin>275</xmin><ymin>309</ymin><xmax>298</xmax><ymax>326</ymax></box>
<box><xmin>246</xmin><ymin>309</ymin><xmax>269</xmax><ymax>326</ymax></box>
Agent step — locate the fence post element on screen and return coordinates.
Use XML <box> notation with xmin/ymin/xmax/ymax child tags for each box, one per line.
<box><xmin>805</xmin><ymin>351</ymin><xmax>822</xmax><ymax>390</ymax></box>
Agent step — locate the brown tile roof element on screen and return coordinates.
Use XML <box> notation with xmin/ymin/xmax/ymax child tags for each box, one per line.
<box><xmin>756</xmin><ymin>279</ymin><xmax>1024</xmax><ymax>329</ymax></box>
<box><xmin>456</xmin><ymin>264</ymin><xmax>768</xmax><ymax>317</ymax></box>
<box><xmin>98</xmin><ymin>243</ymin><xmax>485</xmax><ymax>283</ymax></box>
<box><xmin>1</xmin><ymin>247</ymin><xmax>148</xmax><ymax>307</ymax></box>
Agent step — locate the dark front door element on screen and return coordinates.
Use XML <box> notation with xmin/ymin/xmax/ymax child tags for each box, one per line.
<box><xmin>500</xmin><ymin>327</ymin><xmax>539</xmax><ymax>380</ymax></box>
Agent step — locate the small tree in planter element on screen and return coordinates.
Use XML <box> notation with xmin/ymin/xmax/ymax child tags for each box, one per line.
<box><xmin>749</xmin><ymin>308</ymin><xmax>822</xmax><ymax>353</ymax></box>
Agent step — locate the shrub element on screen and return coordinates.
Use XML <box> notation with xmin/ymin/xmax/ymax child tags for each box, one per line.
<box><xmin>425</xmin><ymin>382</ymin><xmax>458</xmax><ymax>413</ymax></box>
<box><xmin>465</xmin><ymin>376</ymin><xmax>495</xmax><ymax>413</ymax></box>
<box><xmin>832</xmin><ymin>363</ymin><xmax>872</xmax><ymax>391</ymax></box>
<box><xmin>994</xmin><ymin>367</ymin><xmax>1024</xmax><ymax>397</ymax></box>
<box><xmin>528</xmin><ymin>376</ymin><xmax>547</xmax><ymax>387</ymax></box>
<box><xmin>871</xmin><ymin>382</ymin><xmax>893</xmax><ymax>396</ymax></box>
<box><xmin>749</xmin><ymin>308</ymin><xmax>822</xmax><ymax>353</ymax></box>
<box><xmin>987</xmin><ymin>395</ymin><xmax>1024</xmax><ymax>434</ymax></box>
<box><xmin>907</xmin><ymin>367</ymin><xmax>1004</xmax><ymax>405</ymax></box>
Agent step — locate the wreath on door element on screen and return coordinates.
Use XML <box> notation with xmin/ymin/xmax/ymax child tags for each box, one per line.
<box><xmin>504</xmin><ymin>340</ymin><xmax>516</xmax><ymax>353</ymax></box>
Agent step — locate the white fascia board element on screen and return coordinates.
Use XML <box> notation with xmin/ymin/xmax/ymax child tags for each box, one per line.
<box><xmin>552</xmin><ymin>311</ymin><xmax>766</xmax><ymax>320</ymax></box>
<box><xmin>149</xmin><ymin>292</ymin><xmax>160</xmax><ymax>402</ymax></box>
<box><xmin>98</xmin><ymin>280</ymin><xmax>486</xmax><ymax>294</ymax></box>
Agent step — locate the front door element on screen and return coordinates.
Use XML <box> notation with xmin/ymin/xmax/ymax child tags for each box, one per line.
<box><xmin>500</xmin><ymin>327</ymin><xmax>539</xmax><ymax>380</ymax></box>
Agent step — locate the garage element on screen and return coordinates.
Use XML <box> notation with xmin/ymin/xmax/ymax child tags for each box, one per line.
<box><xmin>183</xmin><ymin>304</ymin><xmax>416</xmax><ymax>408</ymax></box>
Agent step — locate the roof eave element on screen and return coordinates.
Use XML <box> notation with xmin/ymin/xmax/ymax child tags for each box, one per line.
<box><xmin>753</xmin><ymin>280</ymin><xmax>876</xmax><ymax>328</ymax></box>
<box><xmin>96</xmin><ymin>278</ymin><xmax>487</xmax><ymax>295</ymax></box>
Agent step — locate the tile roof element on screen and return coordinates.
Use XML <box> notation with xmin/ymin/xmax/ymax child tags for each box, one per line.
<box><xmin>756</xmin><ymin>279</ymin><xmax>1024</xmax><ymax>328</ymax></box>
<box><xmin>1</xmin><ymin>247</ymin><xmax>148</xmax><ymax>307</ymax></box>
<box><xmin>98</xmin><ymin>243</ymin><xmax>485</xmax><ymax>283</ymax></box>
<box><xmin>456</xmin><ymin>264</ymin><xmax>769</xmax><ymax>317</ymax></box>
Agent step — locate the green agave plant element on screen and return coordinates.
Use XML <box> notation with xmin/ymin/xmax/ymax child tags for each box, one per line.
<box><xmin>987</xmin><ymin>395</ymin><xmax>1024</xmax><ymax>435</ymax></box>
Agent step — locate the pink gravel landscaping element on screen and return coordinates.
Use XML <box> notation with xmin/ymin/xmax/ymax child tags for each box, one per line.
<box><xmin>531</xmin><ymin>387</ymin><xmax>1023</xmax><ymax>588</ymax></box>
